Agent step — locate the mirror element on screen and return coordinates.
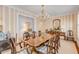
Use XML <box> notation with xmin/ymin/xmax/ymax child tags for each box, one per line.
<box><xmin>53</xmin><ymin>19</ymin><xmax>61</xmax><ymax>30</ymax></box>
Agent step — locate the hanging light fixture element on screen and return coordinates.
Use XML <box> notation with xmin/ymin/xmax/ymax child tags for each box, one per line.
<box><xmin>38</xmin><ymin>5</ymin><xmax>50</xmax><ymax>21</ymax></box>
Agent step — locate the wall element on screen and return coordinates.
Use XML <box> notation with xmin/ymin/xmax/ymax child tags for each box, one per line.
<box><xmin>0</xmin><ymin>5</ymin><xmax>36</xmax><ymax>42</ymax></box>
<box><xmin>36</xmin><ymin>13</ymin><xmax>78</xmax><ymax>41</ymax></box>
<box><xmin>76</xmin><ymin>13</ymin><xmax>79</xmax><ymax>47</ymax></box>
<box><xmin>0</xmin><ymin>6</ymin><xmax>3</xmax><ymax>30</ymax></box>
<box><xmin>36</xmin><ymin>14</ymin><xmax>74</xmax><ymax>32</ymax></box>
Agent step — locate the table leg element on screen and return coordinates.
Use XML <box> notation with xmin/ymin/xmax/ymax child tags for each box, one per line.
<box><xmin>31</xmin><ymin>47</ymin><xmax>37</xmax><ymax>54</ymax></box>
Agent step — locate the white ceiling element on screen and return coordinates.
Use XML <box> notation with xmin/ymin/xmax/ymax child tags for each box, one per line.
<box><xmin>11</xmin><ymin>5</ymin><xmax>79</xmax><ymax>16</ymax></box>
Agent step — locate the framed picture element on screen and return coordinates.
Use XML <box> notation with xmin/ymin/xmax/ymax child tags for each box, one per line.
<box><xmin>0</xmin><ymin>25</ymin><xmax>2</xmax><ymax>31</ymax></box>
<box><xmin>53</xmin><ymin>19</ymin><xmax>61</xmax><ymax>30</ymax></box>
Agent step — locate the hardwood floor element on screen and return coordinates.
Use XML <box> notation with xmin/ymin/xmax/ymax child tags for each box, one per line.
<box><xmin>58</xmin><ymin>39</ymin><xmax>77</xmax><ymax>54</ymax></box>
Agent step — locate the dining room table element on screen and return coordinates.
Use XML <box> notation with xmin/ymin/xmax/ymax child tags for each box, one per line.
<box><xmin>23</xmin><ymin>33</ymin><xmax>55</xmax><ymax>54</ymax></box>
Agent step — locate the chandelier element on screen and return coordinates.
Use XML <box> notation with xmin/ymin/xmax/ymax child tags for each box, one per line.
<box><xmin>38</xmin><ymin>5</ymin><xmax>50</xmax><ymax>21</ymax></box>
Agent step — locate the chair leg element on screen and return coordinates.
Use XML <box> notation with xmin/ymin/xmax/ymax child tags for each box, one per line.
<box><xmin>19</xmin><ymin>43</ymin><xmax>22</xmax><ymax>48</ymax></box>
<box><xmin>52</xmin><ymin>48</ymin><xmax>56</xmax><ymax>54</ymax></box>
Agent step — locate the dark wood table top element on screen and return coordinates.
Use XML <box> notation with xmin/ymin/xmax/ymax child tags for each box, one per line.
<box><xmin>24</xmin><ymin>34</ymin><xmax>54</xmax><ymax>47</ymax></box>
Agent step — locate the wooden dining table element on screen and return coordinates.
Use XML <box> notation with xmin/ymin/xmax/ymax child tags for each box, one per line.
<box><xmin>23</xmin><ymin>34</ymin><xmax>55</xmax><ymax>53</ymax></box>
<box><xmin>25</xmin><ymin>34</ymin><xmax>53</xmax><ymax>47</ymax></box>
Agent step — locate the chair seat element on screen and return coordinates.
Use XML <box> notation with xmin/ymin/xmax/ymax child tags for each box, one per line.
<box><xmin>36</xmin><ymin>46</ymin><xmax>47</xmax><ymax>54</ymax></box>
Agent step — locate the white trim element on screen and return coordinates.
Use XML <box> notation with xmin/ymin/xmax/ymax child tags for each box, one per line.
<box><xmin>8</xmin><ymin>6</ymin><xmax>11</xmax><ymax>32</ymax></box>
<box><xmin>2</xmin><ymin>6</ymin><xmax>5</xmax><ymax>33</ymax></box>
<box><xmin>5</xmin><ymin>5</ymin><xmax>36</xmax><ymax>17</ymax></box>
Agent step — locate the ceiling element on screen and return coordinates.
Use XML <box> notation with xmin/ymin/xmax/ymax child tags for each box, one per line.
<box><xmin>11</xmin><ymin>5</ymin><xmax>79</xmax><ymax>16</ymax></box>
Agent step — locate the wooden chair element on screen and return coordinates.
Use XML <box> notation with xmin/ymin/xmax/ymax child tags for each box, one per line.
<box><xmin>9</xmin><ymin>38</ymin><xmax>16</xmax><ymax>54</ymax></box>
<box><xmin>31</xmin><ymin>31</ymin><xmax>36</xmax><ymax>39</ymax></box>
<box><xmin>23</xmin><ymin>32</ymin><xmax>34</xmax><ymax>54</ymax></box>
<box><xmin>47</xmin><ymin>37</ymin><xmax>56</xmax><ymax>54</ymax></box>
<box><xmin>9</xmin><ymin>38</ymin><xmax>25</xmax><ymax>54</ymax></box>
<box><xmin>23</xmin><ymin>32</ymin><xmax>30</xmax><ymax>48</ymax></box>
<box><xmin>54</xmin><ymin>32</ymin><xmax>60</xmax><ymax>53</ymax></box>
<box><xmin>38</xmin><ymin>31</ymin><xmax>42</xmax><ymax>37</ymax></box>
<box><xmin>23</xmin><ymin>32</ymin><xmax>30</xmax><ymax>41</ymax></box>
<box><xmin>47</xmin><ymin>32</ymin><xmax>60</xmax><ymax>54</ymax></box>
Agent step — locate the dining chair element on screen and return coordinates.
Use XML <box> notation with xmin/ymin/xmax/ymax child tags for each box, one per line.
<box><xmin>9</xmin><ymin>38</ymin><xmax>16</xmax><ymax>54</ymax></box>
<box><xmin>47</xmin><ymin>32</ymin><xmax>60</xmax><ymax>54</ymax></box>
<box><xmin>47</xmin><ymin>38</ymin><xmax>56</xmax><ymax>54</ymax></box>
<box><xmin>38</xmin><ymin>31</ymin><xmax>42</xmax><ymax>37</ymax></box>
<box><xmin>23</xmin><ymin>32</ymin><xmax>30</xmax><ymax>41</ymax></box>
<box><xmin>23</xmin><ymin>32</ymin><xmax>30</xmax><ymax>48</ymax></box>
<box><xmin>31</xmin><ymin>31</ymin><xmax>36</xmax><ymax>39</ymax></box>
<box><xmin>54</xmin><ymin>32</ymin><xmax>60</xmax><ymax>53</ymax></box>
<box><xmin>9</xmin><ymin>37</ymin><xmax>26</xmax><ymax>54</ymax></box>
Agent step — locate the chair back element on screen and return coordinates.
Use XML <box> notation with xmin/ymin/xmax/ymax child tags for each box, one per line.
<box><xmin>23</xmin><ymin>32</ymin><xmax>30</xmax><ymax>40</ymax></box>
<box><xmin>31</xmin><ymin>31</ymin><xmax>36</xmax><ymax>39</ymax></box>
<box><xmin>47</xmin><ymin>32</ymin><xmax>60</xmax><ymax>54</ymax></box>
<box><xmin>9</xmin><ymin>38</ymin><xmax>16</xmax><ymax>54</ymax></box>
<box><xmin>38</xmin><ymin>31</ymin><xmax>42</xmax><ymax>37</ymax></box>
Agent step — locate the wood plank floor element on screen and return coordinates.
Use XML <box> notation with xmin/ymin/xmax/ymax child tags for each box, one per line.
<box><xmin>58</xmin><ymin>39</ymin><xmax>77</xmax><ymax>54</ymax></box>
